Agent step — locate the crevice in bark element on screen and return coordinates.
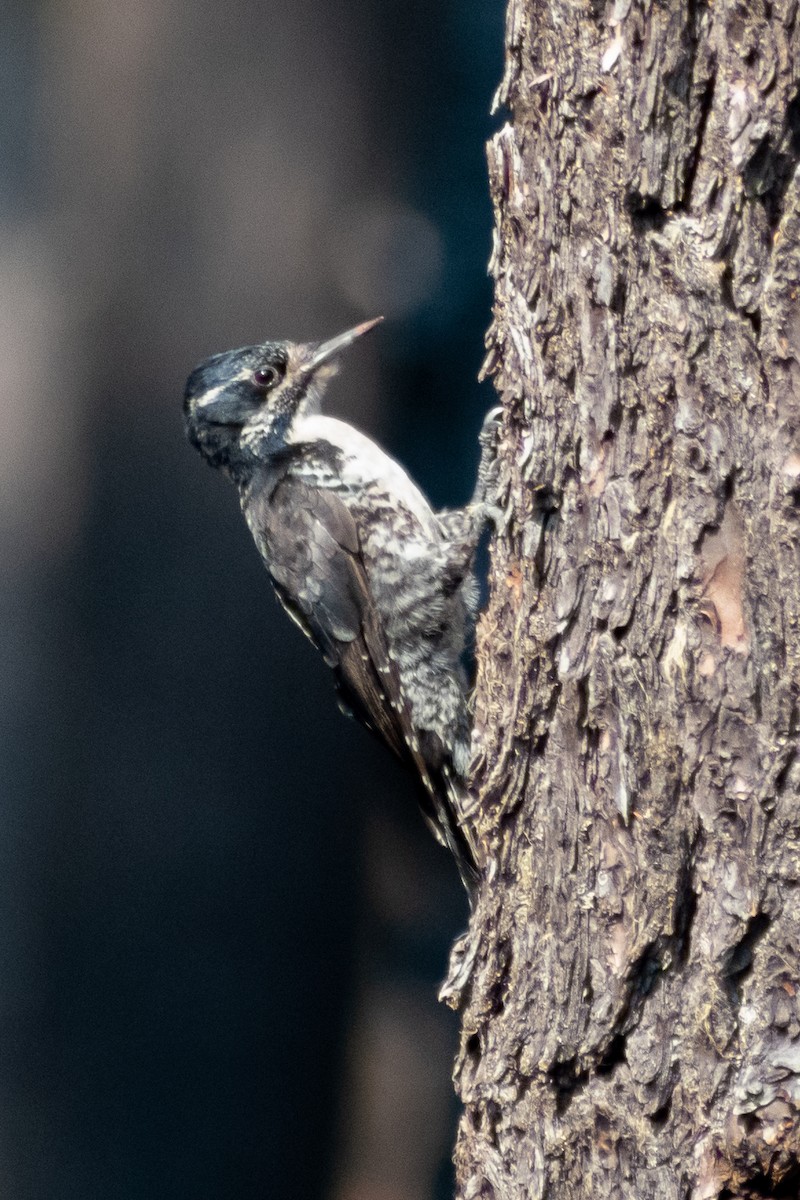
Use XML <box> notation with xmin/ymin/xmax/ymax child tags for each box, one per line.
<box><xmin>774</xmin><ymin>746</ymin><xmax>796</xmax><ymax>795</ymax></box>
<box><xmin>630</xmin><ymin>940</ymin><xmax>664</xmax><ymax>1001</ymax></box>
<box><xmin>530</xmin><ymin>729</ymin><xmax>548</xmax><ymax>757</ymax></box>
<box><xmin>574</xmin><ymin>947</ymin><xmax>668</xmax><ymax>1098</ymax></box>
<box><xmin>719</xmin><ymin>261</ymin><xmax>737</xmax><ymax>313</ymax></box>
<box><xmin>722</xmin><ymin>913</ymin><xmax>772</xmax><ymax>1006</ymax></box>
<box><xmin>747</xmin><ymin>308</ymin><xmax>762</xmax><ymax>340</ymax></box>
<box><xmin>465</xmin><ymin>1032</ymin><xmax>481</xmax><ymax>1065</ymax></box>
<box><xmin>743</xmin><ymin>90</ymin><xmax>800</xmax><ymax>232</ymax></box>
<box><xmin>723</xmin><ymin>469</ymin><xmax>736</xmax><ymax>502</ymax></box>
<box><xmin>482</xmin><ymin>1099</ymin><xmax>503</xmax><ymax>1152</ymax></box>
<box><xmin>649</xmin><ymin>1095</ymin><xmax>673</xmax><ymax>1126</ymax></box>
<box><xmin>610</xmin><ymin>602</ymin><xmax>636</xmax><ymax>643</ymax></box>
<box><xmin>719</xmin><ymin>259</ymin><xmax>761</xmax><ymax>341</ymax></box>
<box><xmin>548</xmin><ymin>1056</ymin><xmax>589</xmax><ymax>1114</ymax></box>
<box><xmin>532</xmin><ymin>484</ymin><xmax>561</xmax><ymax>523</ymax></box>
<box><xmin>719</xmin><ymin>248</ymin><xmax>761</xmax><ymax>340</ymax></box>
<box><xmin>596</xmin><ymin>1032</ymin><xmax>627</xmax><ymax>1076</ymax></box>
<box><xmin>674</xmin><ymin>845</ymin><xmax>699</xmax><ymax>966</ymax></box>
<box><xmin>719</xmin><ymin>1160</ymin><xmax>800</xmax><ymax>1199</ymax></box>
<box><xmin>575</xmin><ymin>676</ymin><xmax>588</xmax><ymax>732</ymax></box>
<box><xmin>487</xmin><ymin>939</ymin><xmax>512</xmax><ymax>1017</ymax></box>
<box><xmin>683</xmin><ymin>71</ymin><xmax>716</xmax><ymax>213</ymax></box>
<box><xmin>626</xmin><ymin>192</ymin><xmax>669</xmax><ymax>232</ymax></box>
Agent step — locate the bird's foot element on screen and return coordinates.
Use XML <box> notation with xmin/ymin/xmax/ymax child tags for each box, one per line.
<box><xmin>473</xmin><ymin>406</ymin><xmax>503</xmax><ymax>509</ymax></box>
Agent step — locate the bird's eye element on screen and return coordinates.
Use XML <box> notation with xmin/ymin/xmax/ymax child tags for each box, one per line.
<box><xmin>252</xmin><ymin>365</ymin><xmax>279</xmax><ymax>390</ymax></box>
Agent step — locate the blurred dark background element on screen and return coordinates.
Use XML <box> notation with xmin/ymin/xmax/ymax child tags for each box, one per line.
<box><xmin>0</xmin><ymin>1</ymin><xmax>502</xmax><ymax>1197</ymax></box>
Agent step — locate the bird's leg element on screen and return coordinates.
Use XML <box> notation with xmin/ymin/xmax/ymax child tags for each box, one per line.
<box><xmin>471</xmin><ymin>404</ymin><xmax>503</xmax><ymax>510</ymax></box>
<box><xmin>436</xmin><ymin>406</ymin><xmax>504</xmax><ymax>593</ymax></box>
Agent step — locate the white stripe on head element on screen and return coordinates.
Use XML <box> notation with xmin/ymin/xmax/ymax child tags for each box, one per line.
<box><xmin>196</xmin><ymin>366</ymin><xmax>253</xmax><ymax>407</ymax></box>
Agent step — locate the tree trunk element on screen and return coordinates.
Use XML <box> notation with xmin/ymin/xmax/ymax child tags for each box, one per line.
<box><xmin>456</xmin><ymin>2</ymin><xmax>800</xmax><ymax>1197</ymax></box>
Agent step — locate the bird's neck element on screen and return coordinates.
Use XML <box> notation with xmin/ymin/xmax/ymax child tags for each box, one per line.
<box><xmin>227</xmin><ymin>406</ymin><xmax>299</xmax><ymax>490</ymax></box>
<box><xmin>243</xmin><ymin>409</ymin><xmax>292</xmax><ymax>455</ymax></box>
<box><xmin>233</xmin><ymin>384</ymin><xmax>325</xmax><ymax>479</ymax></box>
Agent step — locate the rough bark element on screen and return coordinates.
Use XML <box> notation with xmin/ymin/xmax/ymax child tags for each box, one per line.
<box><xmin>457</xmin><ymin>2</ymin><xmax>800</xmax><ymax>1197</ymax></box>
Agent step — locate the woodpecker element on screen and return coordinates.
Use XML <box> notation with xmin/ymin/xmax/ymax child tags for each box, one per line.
<box><xmin>184</xmin><ymin>318</ymin><xmax>499</xmax><ymax>893</ymax></box>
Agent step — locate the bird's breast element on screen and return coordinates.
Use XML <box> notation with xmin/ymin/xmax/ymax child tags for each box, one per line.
<box><xmin>288</xmin><ymin>415</ymin><xmax>436</xmax><ymax>530</ymax></box>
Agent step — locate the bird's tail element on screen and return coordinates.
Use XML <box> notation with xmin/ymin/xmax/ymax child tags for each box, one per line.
<box><xmin>414</xmin><ymin>736</ymin><xmax>480</xmax><ymax>903</ymax></box>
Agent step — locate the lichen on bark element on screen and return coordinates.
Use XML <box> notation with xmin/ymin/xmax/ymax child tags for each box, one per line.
<box><xmin>458</xmin><ymin>2</ymin><xmax>800</xmax><ymax>1197</ymax></box>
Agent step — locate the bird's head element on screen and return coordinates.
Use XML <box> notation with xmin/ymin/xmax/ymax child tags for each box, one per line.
<box><xmin>184</xmin><ymin>316</ymin><xmax>383</xmax><ymax>474</ymax></box>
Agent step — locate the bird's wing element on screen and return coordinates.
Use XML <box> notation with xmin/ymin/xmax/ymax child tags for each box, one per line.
<box><xmin>245</xmin><ymin>470</ymin><xmax>478</xmax><ymax>884</ymax></box>
<box><xmin>247</xmin><ymin>473</ymin><xmax>423</xmax><ymax>768</ymax></box>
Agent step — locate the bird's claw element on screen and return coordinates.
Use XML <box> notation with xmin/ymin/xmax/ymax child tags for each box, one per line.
<box><xmin>478</xmin><ymin>405</ymin><xmax>503</xmax><ymax>450</ymax></box>
<box><xmin>473</xmin><ymin>406</ymin><xmax>503</xmax><ymax>508</ymax></box>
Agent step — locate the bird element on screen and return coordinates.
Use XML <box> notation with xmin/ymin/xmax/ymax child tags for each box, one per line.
<box><xmin>184</xmin><ymin>318</ymin><xmax>499</xmax><ymax>895</ymax></box>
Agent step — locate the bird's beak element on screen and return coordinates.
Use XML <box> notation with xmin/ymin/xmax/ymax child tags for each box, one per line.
<box><xmin>306</xmin><ymin>316</ymin><xmax>384</xmax><ymax>371</ymax></box>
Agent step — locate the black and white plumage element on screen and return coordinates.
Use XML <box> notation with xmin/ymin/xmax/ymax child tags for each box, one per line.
<box><xmin>184</xmin><ymin>319</ymin><xmax>498</xmax><ymax>893</ymax></box>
